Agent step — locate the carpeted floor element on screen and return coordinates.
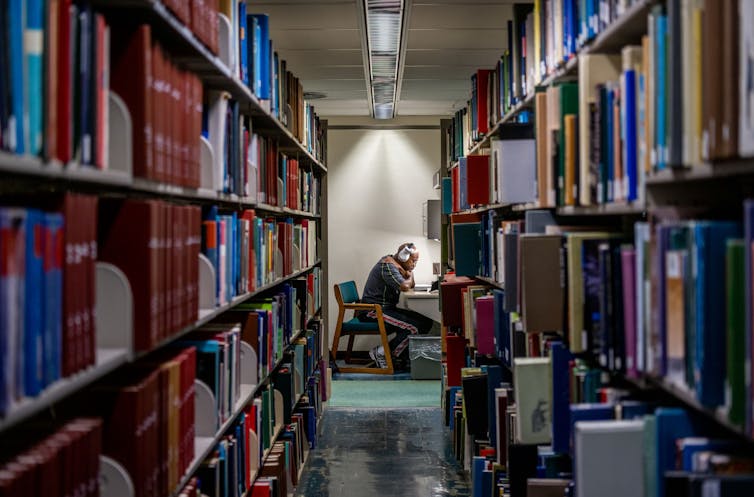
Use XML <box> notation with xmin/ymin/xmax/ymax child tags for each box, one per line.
<box><xmin>328</xmin><ymin>379</ymin><xmax>441</xmax><ymax>407</ymax></box>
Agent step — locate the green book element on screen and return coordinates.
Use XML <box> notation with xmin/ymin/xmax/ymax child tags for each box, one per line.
<box><xmin>558</xmin><ymin>83</ymin><xmax>578</xmax><ymax>206</ymax></box>
<box><xmin>643</xmin><ymin>414</ymin><xmax>657</xmax><ymax>497</ymax></box>
<box><xmin>262</xmin><ymin>387</ymin><xmax>271</xmax><ymax>449</ymax></box>
<box><xmin>726</xmin><ymin>239</ymin><xmax>746</xmax><ymax>427</ymax></box>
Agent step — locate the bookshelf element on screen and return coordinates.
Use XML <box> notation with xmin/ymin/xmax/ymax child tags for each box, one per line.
<box><xmin>0</xmin><ymin>1</ymin><xmax>328</xmax><ymax>496</ymax></box>
<box><xmin>440</xmin><ymin>1</ymin><xmax>754</xmax><ymax>496</ymax></box>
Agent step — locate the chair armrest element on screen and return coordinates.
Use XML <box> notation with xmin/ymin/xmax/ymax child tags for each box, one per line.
<box><xmin>343</xmin><ymin>303</ymin><xmax>382</xmax><ymax>311</ymax></box>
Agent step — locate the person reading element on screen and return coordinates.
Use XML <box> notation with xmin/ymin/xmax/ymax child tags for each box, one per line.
<box><xmin>358</xmin><ymin>242</ymin><xmax>433</xmax><ymax>372</ymax></box>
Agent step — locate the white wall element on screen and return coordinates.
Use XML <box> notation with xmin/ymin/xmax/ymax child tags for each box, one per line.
<box><xmin>326</xmin><ymin>119</ymin><xmax>441</xmax><ymax>348</ymax></box>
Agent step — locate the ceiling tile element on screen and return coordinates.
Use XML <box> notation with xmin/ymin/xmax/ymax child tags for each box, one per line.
<box><xmin>409</xmin><ymin>4</ymin><xmax>513</xmax><ymax>29</ymax></box>
<box><xmin>402</xmin><ymin>65</ymin><xmax>478</xmax><ymax>80</ymax></box>
<box><xmin>407</xmin><ymin>28</ymin><xmax>506</xmax><ymax>50</ymax></box>
<box><xmin>303</xmin><ymin>79</ymin><xmax>369</xmax><ymax>92</ymax></box>
<box><xmin>404</xmin><ymin>48</ymin><xmax>502</xmax><ymax>67</ymax></box>
<box><xmin>270</xmin><ymin>29</ymin><xmax>362</xmax><ymax>50</ymax></box>
<box><xmin>278</xmin><ymin>49</ymin><xmax>364</xmax><ymax>68</ymax></box>
<box><xmin>248</xmin><ymin>4</ymin><xmax>359</xmax><ymax>30</ymax></box>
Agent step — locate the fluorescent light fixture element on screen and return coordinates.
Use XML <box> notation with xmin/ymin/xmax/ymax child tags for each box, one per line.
<box><xmin>360</xmin><ymin>0</ymin><xmax>407</xmax><ymax>119</ymax></box>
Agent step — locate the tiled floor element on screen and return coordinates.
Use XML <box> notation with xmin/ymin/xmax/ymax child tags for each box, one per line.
<box><xmin>295</xmin><ymin>407</ymin><xmax>471</xmax><ymax>497</ymax></box>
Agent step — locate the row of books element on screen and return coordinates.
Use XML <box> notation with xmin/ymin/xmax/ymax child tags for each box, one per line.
<box><xmin>200</xmin><ymin>208</ymin><xmax>319</xmax><ymax>303</ymax></box>
<box><xmin>100</xmin><ymin>199</ymin><xmax>202</xmax><ymax>352</ymax></box>
<box><xmin>225</xmin><ymin>8</ymin><xmax>325</xmax><ymax>159</ymax></box>
<box><xmin>204</xmin><ymin>96</ymin><xmax>323</xmax><ymax>208</ymax></box>
<box><xmin>449</xmin><ymin>353</ymin><xmax>754</xmax><ymax>497</ymax></box>
<box><xmin>189</xmin><ymin>318</ymin><xmax>325</xmax><ymax>497</ymax></box>
<box><xmin>163</xmin><ymin>0</ymin><xmax>220</xmax><ymax>55</ymax></box>
<box><xmin>0</xmin><ymin>418</ymin><xmax>102</xmax><ymax>497</ymax></box>
<box><xmin>0</xmin><ymin>2</ymin><xmax>110</xmax><ymax>166</ymax></box>
<box><xmin>445</xmin><ymin>206</ymin><xmax>754</xmax><ymax>429</ymax></box>
<box><xmin>0</xmin><ymin>194</ymin><xmax>98</xmax><ymax>416</ymax></box>
<box><xmin>449</xmin><ymin>0</ymin><xmax>754</xmax><ymax>184</ymax></box>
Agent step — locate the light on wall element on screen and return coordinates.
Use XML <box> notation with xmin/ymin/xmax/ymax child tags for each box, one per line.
<box><xmin>360</xmin><ymin>0</ymin><xmax>407</xmax><ymax>119</ymax></box>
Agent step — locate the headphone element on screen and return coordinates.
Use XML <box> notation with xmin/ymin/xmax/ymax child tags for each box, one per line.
<box><xmin>397</xmin><ymin>243</ymin><xmax>417</xmax><ymax>262</ymax></box>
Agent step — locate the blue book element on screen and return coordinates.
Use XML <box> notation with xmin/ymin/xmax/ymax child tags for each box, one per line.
<box><xmin>492</xmin><ymin>289</ymin><xmax>510</xmax><ymax>366</ymax></box>
<box><xmin>247</xmin><ymin>14</ymin><xmax>272</xmax><ymax>100</ymax></box>
<box><xmin>8</xmin><ymin>0</ymin><xmax>25</xmax><ymax>153</ymax></box>
<box><xmin>248</xmin><ymin>16</ymin><xmax>261</xmax><ymax>96</ymax></box>
<box><xmin>654</xmin><ymin>408</ymin><xmax>694</xmax><ymax>497</ymax></box>
<box><xmin>619</xmin><ymin>400</ymin><xmax>653</xmax><ymax>420</ymax></box>
<box><xmin>654</xmin><ymin>9</ymin><xmax>668</xmax><ymax>170</ymax></box>
<box><xmin>26</xmin><ymin>0</ymin><xmax>43</xmax><ymax>155</ymax></box>
<box><xmin>441</xmin><ymin>177</ymin><xmax>453</xmax><ymax>214</ymax></box>
<box><xmin>452</xmin><ymin>222</ymin><xmax>482</xmax><ymax>277</ymax></box>
<box><xmin>624</xmin><ymin>69</ymin><xmax>638</xmax><ymax>201</ymax></box>
<box><xmin>44</xmin><ymin>213</ymin><xmax>64</xmax><ymax>387</ymax></box>
<box><xmin>551</xmin><ymin>342</ymin><xmax>572</xmax><ymax>454</ymax></box>
<box><xmin>273</xmin><ymin>51</ymin><xmax>280</xmax><ymax>118</ymax></box>
<box><xmin>238</xmin><ymin>1</ymin><xmax>248</xmax><ymax>85</ymax></box>
<box><xmin>569</xmin><ymin>403</ymin><xmax>614</xmax><ymax>455</ymax></box>
<box><xmin>744</xmin><ymin>200</ymin><xmax>754</xmax><ymax>434</ymax></box>
<box><xmin>483</xmin><ymin>365</ymin><xmax>502</xmax><ymax>447</ymax></box>
<box><xmin>24</xmin><ymin>209</ymin><xmax>44</xmax><ymax>396</ymax></box>
<box><xmin>78</xmin><ymin>7</ymin><xmax>93</xmax><ymax>165</ymax></box>
<box><xmin>459</xmin><ymin>157</ymin><xmax>468</xmax><ymax>210</ymax></box>
<box><xmin>248</xmin><ymin>14</ymin><xmax>270</xmax><ymax>100</ymax></box>
<box><xmin>693</xmin><ymin>221</ymin><xmax>740</xmax><ymax>407</ymax></box>
<box><xmin>472</xmin><ymin>456</ymin><xmax>486</xmax><ymax>497</ymax></box>
<box><xmin>677</xmin><ymin>438</ymin><xmax>741</xmax><ymax>471</ymax></box>
<box><xmin>606</xmin><ymin>85</ymin><xmax>615</xmax><ymax>202</ymax></box>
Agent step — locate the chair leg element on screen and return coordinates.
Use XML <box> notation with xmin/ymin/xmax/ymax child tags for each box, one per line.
<box><xmin>345</xmin><ymin>334</ymin><xmax>355</xmax><ymax>363</ymax></box>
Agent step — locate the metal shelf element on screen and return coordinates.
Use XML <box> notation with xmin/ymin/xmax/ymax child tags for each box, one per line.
<box><xmin>0</xmin><ymin>348</ymin><xmax>130</xmax><ymax>433</ymax></box>
<box><xmin>646</xmin><ymin>159</ymin><xmax>754</xmax><ymax>185</ymax></box>
<box><xmin>556</xmin><ymin>203</ymin><xmax>646</xmax><ymax>216</ymax></box>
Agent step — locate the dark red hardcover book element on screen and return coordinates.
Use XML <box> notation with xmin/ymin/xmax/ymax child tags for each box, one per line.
<box><xmin>153</xmin><ymin>41</ymin><xmax>167</xmax><ymax>183</ymax></box>
<box><xmin>466</xmin><ymin>154</ymin><xmax>490</xmax><ymax>206</ymax></box>
<box><xmin>476</xmin><ymin>69</ymin><xmax>493</xmax><ymax>134</ymax></box>
<box><xmin>440</xmin><ymin>274</ymin><xmax>476</xmax><ymax>328</ymax></box>
<box><xmin>99</xmin><ymin>200</ymin><xmax>160</xmax><ymax>351</ymax></box>
<box><xmin>110</xmin><ymin>23</ymin><xmax>154</xmax><ymax>179</ymax></box>
<box><xmin>86</xmin><ymin>195</ymin><xmax>98</xmax><ymax>369</ymax></box>
<box><xmin>445</xmin><ymin>335</ymin><xmax>466</xmax><ymax>387</ymax></box>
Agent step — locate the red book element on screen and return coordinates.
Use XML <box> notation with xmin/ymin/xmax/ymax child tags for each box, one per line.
<box><xmin>187</xmin><ymin>206</ymin><xmax>201</xmax><ymax>324</ymax></box>
<box><xmin>466</xmin><ymin>154</ymin><xmax>490</xmax><ymax>206</ymax></box>
<box><xmin>439</xmin><ymin>274</ymin><xmax>476</xmax><ymax>328</ymax></box>
<box><xmin>475</xmin><ymin>295</ymin><xmax>495</xmax><ymax>355</ymax></box>
<box><xmin>95</xmin><ymin>15</ymin><xmax>108</xmax><ymax>169</ymax></box>
<box><xmin>445</xmin><ymin>335</ymin><xmax>466</xmax><ymax>387</ymax></box>
<box><xmin>153</xmin><ymin>41</ymin><xmax>167</xmax><ymax>183</ymax></box>
<box><xmin>476</xmin><ymin>69</ymin><xmax>493</xmax><ymax>134</ymax></box>
<box><xmin>86</xmin><ymin>195</ymin><xmax>98</xmax><ymax>370</ymax></box>
<box><xmin>241</xmin><ymin>210</ymin><xmax>257</xmax><ymax>292</ymax></box>
<box><xmin>99</xmin><ymin>200</ymin><xmax>161</xmax><ymax>351</ymax></box>
<box><xmin>110</xmin><ymin>23</ymin><xmax>154</xmax><ymax>179</ymax></box>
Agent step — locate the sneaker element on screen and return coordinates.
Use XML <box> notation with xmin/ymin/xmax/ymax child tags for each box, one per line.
<box><xmin>369</xmin><ymin>346</ymin><xmax>388</xmax><ymax>369</ymax></box>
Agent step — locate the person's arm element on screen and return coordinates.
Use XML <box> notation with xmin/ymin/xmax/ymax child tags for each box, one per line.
<box><xmin>381</xmin><ymin>259</ymin><xmax>413</xmax><ymax>292</ymax></box>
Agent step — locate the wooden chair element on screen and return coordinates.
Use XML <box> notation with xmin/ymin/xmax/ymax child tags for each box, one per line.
<box><xmin>331</xmin><ymin>281</ymin><xmax>394</xmax><ymax>374</ymax></box>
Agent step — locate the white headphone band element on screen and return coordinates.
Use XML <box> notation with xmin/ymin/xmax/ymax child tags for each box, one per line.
<box><xmin>397</xmin><ymin>243</ymin><xmax>417</xmax><ymax>262</ymax></box>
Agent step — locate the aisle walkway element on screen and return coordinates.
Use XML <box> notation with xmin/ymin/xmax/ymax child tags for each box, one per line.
<box><xmin>295</xmin><ymin>381</ymin><xmax>470</xmax><ymax>497</ymax></box>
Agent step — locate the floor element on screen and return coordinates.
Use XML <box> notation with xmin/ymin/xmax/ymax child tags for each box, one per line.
<box><xmin>295</xmin><ymin>379</ymin><xmax>471</xmax><ymax>497</ymax></box>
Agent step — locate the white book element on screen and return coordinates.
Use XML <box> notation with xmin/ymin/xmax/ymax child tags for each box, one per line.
<box><xmin>513</xmin><ymin>357</ymin><xmax>552</xmax><ymax>444</ymax></box>
<box><xmin>575</xmin><ymin>420</ymin><xmax>646</xmax><ymax>497</ymax></box>
<box><xmin>207</xmin><ymin>91</ymin><xmax>230</xmax><ymax>192</ymax></box>
<box><xmin>498</xmin><ymin>139</ymin><xmax>537</xmax><ymax>204</ymax></box>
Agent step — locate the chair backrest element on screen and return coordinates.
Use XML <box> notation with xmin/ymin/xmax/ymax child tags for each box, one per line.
<box><xmin>335</xmin><ymin>281</ymin><xmax>360</xmax><ymax>305</ymax></box>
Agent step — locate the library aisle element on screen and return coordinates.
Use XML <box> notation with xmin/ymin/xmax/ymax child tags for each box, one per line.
<box><xmin>296</xmin><ymin>396</ymin><xmax>470</xmax><ymax>497</ymax></box>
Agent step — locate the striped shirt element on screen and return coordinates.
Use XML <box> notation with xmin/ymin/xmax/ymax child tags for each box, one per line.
<box><xmin>361</xmin><ymin>255</ymin><xmax>408</xmax><ymax>309</ymax></box>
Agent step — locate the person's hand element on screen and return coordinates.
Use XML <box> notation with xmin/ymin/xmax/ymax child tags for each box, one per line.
<box><xmin>399</xmin><ymin>267</ymin><xmax>412</xmax><ymax>279</ymax></box>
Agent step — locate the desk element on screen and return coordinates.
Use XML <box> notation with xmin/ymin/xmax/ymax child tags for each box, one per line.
<box><xmin>399</xmin><ymin>290</ymin><xmax>441</xmax><ymax>323</ymax></box>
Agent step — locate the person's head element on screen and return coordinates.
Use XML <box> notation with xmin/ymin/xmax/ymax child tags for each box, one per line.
<box><xmin>395</xmin><ymin>242</ymin><xmax>419</xmax><ymax>271</ymax></box>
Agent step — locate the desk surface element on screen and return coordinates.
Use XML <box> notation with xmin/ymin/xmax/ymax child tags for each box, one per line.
<box><xmin>399</xmin><ymin>290</ymin><xmax>440</xmax><ymax>322</ymax></box>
